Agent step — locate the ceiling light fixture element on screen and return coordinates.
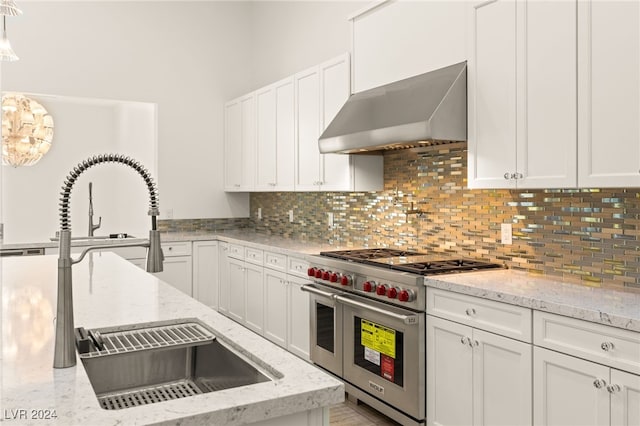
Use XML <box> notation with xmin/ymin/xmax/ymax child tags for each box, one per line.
<box><xmin>0</xmin><ymin>0</ymin><xmax>20</xmax><ymax>62</ymax></box>
<box><xmin>2</xmin><ymin>93</ymin><xmax>54</xmax><ymax>167</ymax></box>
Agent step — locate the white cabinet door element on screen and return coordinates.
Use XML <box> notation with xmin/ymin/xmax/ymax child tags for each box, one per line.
<box><xmin>427</xmin><ymin>315</ymin><xmax>473</xmax><ymax>426</ymax></box>
<box><xmin>351</xmin><ymin>0</ymin><xmax>466</xmax><ymax>93</ymax></box>
<box><xmin>244</xmin><ymin>262</ymin><xmax>264</xmax><ymax>334</ymax></box>
<box><xmin>275</xmin><ymin>77</ymin><xmax>296</xmax><ymax>191</ymax></box>
<box><xmin>473</xmin><ymin>329</ymin><xmax>532</xmax><ymax>426</ymax></box>
<box><xmin>227</xmin><ymin>257</ymin><xmax>246</xmax><ymax>324</ymax></box>
<box><xmin>255</xmin><ymin>85</ymin><xmax>277</xmax><ymax>191</ymax></box>
<box><xmin>610</xmin><ymin>369</ymin><xmax>640</xmax><ymax>426</ymax></box>
<box><xmin>534</xmin><ymin>346</ymin><xmax>610</xmax><ymax>426</ymax></box>
<box><xmin>578</xmin><ymin>1</ymin><xmax>640</xmax><ymax>188</ymax></box>
<box><xmin>224</xmin><ymin>99</ymin><xmax>242</xmax><ymax>190</ymax></box>
<box><xmin>192</xmin><ymin>241</ymin><xmax>218</xmax><ymax>310</ymax></box>
<box><xmin>319</xmin><ymin>53</ymin><xmax>352</xmax><ymax>191</ymax></box>
<box><xmin>240</xmin><ymin>93</ymin><xmax>256</xmax><ymax>191</ymax></box>
<box><xmin>218</xmin><ymin>243</ymin><xmax>230</xmax><ymax>315</ymax></box>
<box><xmin>295</xmin><ymin>66</ymin><xmax>322</xmax><ymax>191</ymax></box>
<box><xmin>264</xmin><ymin>268</ymin><xmax>288</xmax><ymax>347</ymax></box>
<box><xmin>154</xmin><ymin>256</ymin><xmax>192</xmax><ymax>296</ymax></box>
<box><xmin>467</xmin><ymin>0</ymin><xmax>517</xmax><ymax>189</ymax></box>
<box><xmin>287</xmin><ymin>275</ymin><xmax>310</xmax><ymax>361</ymax></box>
<box><xmin>516</xmin><ymin>0</ymin><xmax>576</xmax><ymax>189</ymax></box>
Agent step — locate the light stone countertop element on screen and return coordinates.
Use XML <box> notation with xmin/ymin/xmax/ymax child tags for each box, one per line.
<box><xmin>425</xmin><ymin>269</ymin><xmax>640</xmax><ymax>332</ymax></box>
<box><xmin>0</xmin><ymin>253</ymin><xmax>343</xmax><ymax>425</ymax></box>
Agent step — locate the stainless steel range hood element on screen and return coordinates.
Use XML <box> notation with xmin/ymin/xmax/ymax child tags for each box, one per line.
<box><xmin>319</xmin><ymin>62</ymin><xmax>467</xmax><ymax>154</ymax></box>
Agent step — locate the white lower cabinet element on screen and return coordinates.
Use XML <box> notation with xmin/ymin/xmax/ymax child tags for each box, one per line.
<box><xmin>427</xmin><ymin>315</ymin><xmax>532</xmax><ymax>426</ymax></box>
<box><xmin>154</xmin><ymin>255</ymin><xmax>193</xmax><ymax>296</ymax></box>
<box><xmin>227</xmin><ymin>257</ymin><xmax>246</xmax><ymax>324</ymax></box>
<box><xmin>192</xmin><ymin>241</ymin><xmax>219</xmax><ymax>309</ymax></box>
<box><xmin>533</xmin><ymin>311</ymin><xmax>640</xmax><ymax>426</ymax></box>
<box><xmin>287</xmin><ymin>275</ymin><xmax>310</xmax><ymax>361</ymax></box>
<box><xmin>244</xmin><ymin>262</ymin><xmax>265</xmax><ymax>334</ymax></box>
<box><xmin>218</xmin><ymin>242</ymin><xmax>230</xmax><ymax>315</ymax></box>
<box><xmin>264</xmin><ymin>269</ymin><xmax>288</xmax><ymax>347</ymax></box>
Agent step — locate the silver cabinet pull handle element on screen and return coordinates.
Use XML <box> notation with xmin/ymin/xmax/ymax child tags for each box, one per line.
<box><xmin>465</xmin><ymin>308</ymin><xmax>476</xmax><ymax>316</ymax></box>
<box><xmin>472</xmin><ymin>340</ymin><xmax>479</xmax><ymax>347</ymax></box>
<box><xmin>601</xmin><ymin>342</ymin><xmax>615</xmax><ymax>352</ymax></box>
<box><xmin>461</xmin><ymin>336</ymin><xmax>470</xmax><ymax>346</ymax></box>
<box><xmin>607</xmin><ymin>384</ymin><xmax>621</xmax><ymax>394</ymax></box>
<box><xmin>504</xmin><ymin>173</ymin><xmax>510</xmax><ymax>180</ymax></box>
<box><xmin>593</xmin><ymin>379</ymin><xmax>607</xmax><ymax>389</ymax></box>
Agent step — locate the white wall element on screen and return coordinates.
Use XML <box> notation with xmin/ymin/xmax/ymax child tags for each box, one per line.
<box><xmin>248</xmin><ymin>1</ymin><xmax>362</xmax><ymax>90</ymax></box>
<box><xmin>1</xmin><ymin>95</ymin><xmax>158</xmax><ymax>243</ymax></box>
<box><xmin>2</xmin><ymin>1</ymin><xmax>253</xmax><ymax>223</ymax></box>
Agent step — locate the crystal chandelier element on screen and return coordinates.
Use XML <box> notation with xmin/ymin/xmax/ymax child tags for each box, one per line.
<box><xmin>2</xmin><ymin>93</ymin><xmax>54</xmax><ymax>167</ymax></box>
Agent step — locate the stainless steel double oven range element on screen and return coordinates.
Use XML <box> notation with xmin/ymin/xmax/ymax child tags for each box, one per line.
<box><xmin>301</xmin><ymin>249</ymin><xmax>502</xmax><ymax>426</ymax></box>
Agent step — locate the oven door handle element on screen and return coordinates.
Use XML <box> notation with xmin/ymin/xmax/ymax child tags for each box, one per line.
<box><xmin>301</xmin><ymin>283</ymin><xmax>340</xmax><ymax>299</ymax></box>
<box><xmin>334</xmin><ymin>295</ymin><xmax>419</xmax><ymax>325</ymax></box>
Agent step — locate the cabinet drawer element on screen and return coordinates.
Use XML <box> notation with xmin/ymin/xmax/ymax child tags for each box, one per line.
<box><xmin>427</xmin><ymin>288</ymin><xmax>532</xmax><ymax>342</ymax></box>
<box><xmin>288</xmin><ymin>256</ymin><xmax>310</xmax><ymax>278</ymax></box>
<box><xmin>161</xmin><ymin>242</ymin><xmax>191</xmax><ymax>257</ymax></box>
<box><xmin>228</xmin><ymin>244</ymin><xmax>244</xmax><ymax>260</ymax></box>
<box><xmin>244</xmin><ymin>247</ymin><xmax>264</xmax><ymax>265</ymax></box>
<box><xmin>534</xmin><ymin>311</ymin><xmax>640</xmax><ymax>375</ymax></box>
<box><xmin>264</xmin><ymin>251</ymin><xmax>286</xmax><ymax>271</ymax></box>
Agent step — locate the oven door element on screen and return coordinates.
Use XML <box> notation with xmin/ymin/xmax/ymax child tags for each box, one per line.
<box><xmin>338</xmin><ymin>294</ymin><xmax>425</xmax><ymax>421</ymax></box>
<box><xmin>301</xmin><ymin>283</ymin><xmax>343</xmax><ymax>377</ymax></box>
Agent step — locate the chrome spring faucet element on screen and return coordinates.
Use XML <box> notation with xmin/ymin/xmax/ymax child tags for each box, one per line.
<box><xmin>54</xmin><ymin>154</ymin><xmax>164</xmax><ymax>369</ymax></box>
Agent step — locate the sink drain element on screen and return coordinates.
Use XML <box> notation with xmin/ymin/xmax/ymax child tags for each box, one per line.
<box><xmin>98</xmin><ymin>379</ymin><xmax>203</xmax><ymax>410</ymax></box>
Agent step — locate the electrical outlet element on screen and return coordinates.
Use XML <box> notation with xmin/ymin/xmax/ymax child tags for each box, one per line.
<box><xmin>288</xmin><ymin>210</ymin><xmax>294</xmax><ymax>223</ymax></box>
<box><xmin>165</xmin><ymin>208</ymin><xmax>174</xmax><ymax>219</ymax></box>
<box><xmin>257</xmin><ymin>208</ymin><xmax>262</xmax><ymax>220</ymax></box>
<box><xmin>327</xmin><ymin>212</ymin><xmax>334</xmax><ymax>227</ymax></box>
<box><xmin>501</xmin><ymin>223</ymin><xmax>513</xmax><ymax>245</ymax></box>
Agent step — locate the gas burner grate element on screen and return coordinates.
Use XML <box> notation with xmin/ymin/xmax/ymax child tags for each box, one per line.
<box><xmin>389</xmin><ymin>259</ymin><xmax>504</xmax><ymax>275</ymax></box>
<box><xmin>320</xmin><ymin>248</ymin><xmax>426</xmax><ymax>261</ymax></box>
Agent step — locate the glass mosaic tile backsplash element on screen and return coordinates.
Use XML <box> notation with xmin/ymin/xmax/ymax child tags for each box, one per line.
<box><xmin>251</xmin><ymin>148</ymin><xmax>640</xmax><ymax>289</ymax></box>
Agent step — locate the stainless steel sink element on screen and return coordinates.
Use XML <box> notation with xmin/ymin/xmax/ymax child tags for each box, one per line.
<box><xmin>77</xmin><ymin>319</ymin><xmax>274</xmax><ymax>410</ymax></box>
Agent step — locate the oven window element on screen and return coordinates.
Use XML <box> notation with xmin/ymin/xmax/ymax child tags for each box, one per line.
<box><xmin>353</xmin><ymin>316</ymin><xmax>404</xmax><ymax>387</ymax></box>
<box><xmin>316</xmin><ymin>303</ymin><xmax>335</xmax><ymax>353</ymax></box>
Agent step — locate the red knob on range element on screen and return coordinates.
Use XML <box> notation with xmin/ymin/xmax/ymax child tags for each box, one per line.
<box><xmin>315</xmin><ymin>269</ymin><xmax>323</xmax><ymax>279</ymax></box>
<box><xmin>322</xmin><ymin>270</ymin><xmax>331</xmax><ymax>280</ymax></box>
<box><xmin>363</xmin><ymin>281</ymin><xmax>374</xmax><ymax>292</ymax></box>
<box><xmin>398</xmin><ymin>289</ymin><xmax>415</xmax><ymax>302</ymax></box>
<box><xmin>329</xmin><ymin>272</ymin><xmax>339</xmax><ymax>282</ymax></box>
<box><xmin>307</xmin><ymin>267</ymin><xmax>317</xmax><ymax>277</ymax></box>
<box><xmin>387</xmin><ymin>287</ymin><xmax>398</xmax><ymax>299</ymax></box>
<box><xmin>376</xmin><ymin>284</ymin><xmax>387</xmax><ymax>296</ymax></box>
<box><xmin>340</xmin><ymin>275</ymin><xmax>352</xmax><ymax>286</ymax></box>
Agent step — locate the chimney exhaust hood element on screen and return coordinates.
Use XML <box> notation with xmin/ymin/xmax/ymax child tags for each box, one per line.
<box><xmin>318</xmin><ymin>61</ymin><xmax>467</xmax><ymax>154</ymax></box>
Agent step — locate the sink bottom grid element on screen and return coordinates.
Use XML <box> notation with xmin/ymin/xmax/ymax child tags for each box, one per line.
<box><xmin>98</xmin><ymin>379</ymin><xmax>203</xmax><ymax>410</ymax></box>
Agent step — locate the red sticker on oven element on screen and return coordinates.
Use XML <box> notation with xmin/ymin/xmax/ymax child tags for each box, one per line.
<box><xmin>381</xmin><ymin>354</ymin><xmax>394</xmax><ymax>382</ymax></box>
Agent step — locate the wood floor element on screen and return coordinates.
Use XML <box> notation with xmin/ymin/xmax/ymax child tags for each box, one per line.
<box><xmin>329</xmin><ymin>398</ymin><xmax>401</xmax><ymax>426</ymax></box>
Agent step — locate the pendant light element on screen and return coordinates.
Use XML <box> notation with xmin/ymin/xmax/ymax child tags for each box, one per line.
<box><xmin>0</xmin><ymin>0</ymin><xmax>20</xmax><ymax>62</ymax></box>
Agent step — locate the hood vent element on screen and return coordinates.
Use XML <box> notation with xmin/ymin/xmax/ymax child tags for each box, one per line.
<box><xmin>319</xmin><ymin>61</ymin><xmax>467</xmax><ymax>154</ymax></box>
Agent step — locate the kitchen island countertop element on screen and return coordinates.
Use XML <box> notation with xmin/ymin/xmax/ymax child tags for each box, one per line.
<box><xmin>0</xmin><ymin>253</ymin><xmax>343</xmax><ymax>425</ymax></box>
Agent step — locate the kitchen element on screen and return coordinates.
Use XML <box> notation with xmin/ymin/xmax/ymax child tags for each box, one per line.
<box><xmin>1</xmin><ymin>1</ymin><xmax>639</xmax><ymax>425</ymax></box>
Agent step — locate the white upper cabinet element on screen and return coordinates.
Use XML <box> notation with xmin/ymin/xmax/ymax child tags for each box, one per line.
<box><xmin>351</xmin><ymin>0</ymin><xmax>466</xmax><ymax>93</ymax></box>
<box><xmin>578</xmin><ymin>1</ymin><xmax>640</xmax><ymax>188</ymax></box>
<box><xmin>224</xmin><ymin>93</ymin><xmax>256</xmax><ymax>191</ymax></box>
<box><xmin>226</xmin><ymin>53</ymin><xmax>382</xmax><ymax>192</ymax></box>
<box><xmin>467</xmin><ymin>0</ymin><xmax>577</xmax><ymax>189</ymax></box>
<box><xmin>318</xmin><ymin>54</ymin><xmax>353</xmax><ymax>191</ymax></box>
<box><xmin>255</xmin><ymin>77</ymin><xmax>296</xmax><ymax>191</ymax></box>
<box><xmin>294</xmin><ymin>65</ymin><xmax>322</xmax><ymax>191</ymax></box>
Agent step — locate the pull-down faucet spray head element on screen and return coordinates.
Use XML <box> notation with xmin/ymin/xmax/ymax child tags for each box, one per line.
<box><xmin>54</xmin><ymin>154</ymin><xmax>163</xmax><ymax>369</ymax></box>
